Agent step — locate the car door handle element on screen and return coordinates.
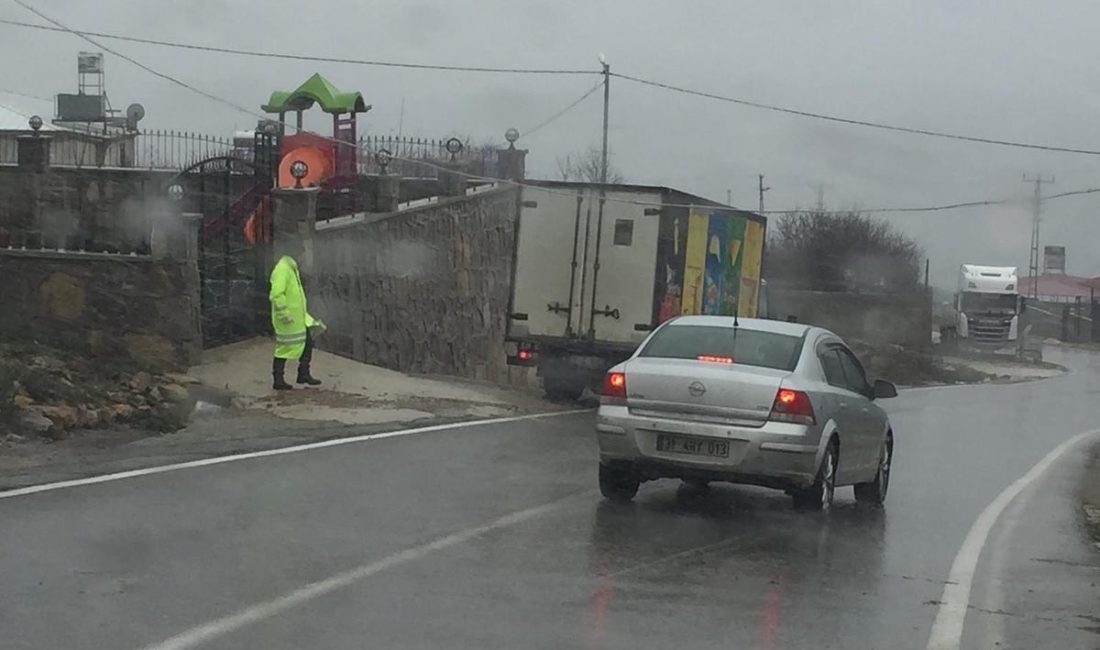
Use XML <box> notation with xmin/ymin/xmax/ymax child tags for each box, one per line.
<box><xmin>839</xmin><ymin>402</ymin><xmax>850</xmax><ymax>409</ymax></box>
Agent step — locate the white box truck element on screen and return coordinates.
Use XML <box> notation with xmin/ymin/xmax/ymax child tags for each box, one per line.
<box><xmin>505</xmin><ymin>181</ymin><xmax>767</xmax><ymax>399</ymax></box>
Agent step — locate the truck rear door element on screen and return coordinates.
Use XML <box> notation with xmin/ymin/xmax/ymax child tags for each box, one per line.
<box><xmin>510</xmin><ymin>185</ymin><xmax>589</xmax><ymax>339</ymax></box>
<box><xmin>584</xmin><ymin>189</ymin><xmax>664</xmax><ymax>345</ymax></box>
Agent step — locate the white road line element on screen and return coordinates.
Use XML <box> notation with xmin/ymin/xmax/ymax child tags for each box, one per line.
<box><xmin>925</xmin><ymin>426</ymin><xmax>1100</xmax><ymax>650</ymax></box>
<box><xmin>136</xmin><ymin>492</ymin><xmax>591</xmax><ymax>650</ymax></box>
<box><xmin>0</xmin><ymin>410</ymin><xmax>589</xmax><ymax>500</ymax></box>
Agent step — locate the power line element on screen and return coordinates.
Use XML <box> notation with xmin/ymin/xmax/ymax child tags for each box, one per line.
<box><xmin>0</xmin><ymin>17</ymin><xmax>598</xmax><ymax>76</ymax></box>
<box><xmin>521</xmin><ymin>80</ymin><xmax>603</xmax><ymax>137</ymax></box>
<box><xmin>11</xmin><ymin>1</ymin><xmax>265</xmax><ymax>120</ymax></box>
<box><xmin>612</xmin><ymin>72</ymin><xmax>1100</xmax><ymax>156</ymax></box>
<box><xmin>15</xmin><ymin>2</ymin><xmax>1100</xmax><ymax>219</ymax></box>
<box><xmin>9</xmin><ymin>15</ymin><xmax>1100</xmax><ymax>157</ymax></box>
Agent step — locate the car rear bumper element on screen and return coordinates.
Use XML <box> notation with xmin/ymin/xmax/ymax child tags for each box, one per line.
<box><xmin>596</xmin><ymin>405</ymin><xmax>824</xmax><ymax>490</ymax></box>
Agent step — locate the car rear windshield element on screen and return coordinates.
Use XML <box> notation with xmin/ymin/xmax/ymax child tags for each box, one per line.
<box><xmin>639</xmin><ymin>325</ymin><xmax>804</xmax><ymax>371</ymax></box>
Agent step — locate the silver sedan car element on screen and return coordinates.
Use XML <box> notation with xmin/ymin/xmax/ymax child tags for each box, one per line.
<box><xmin>595</xmin><ymin>315</ymin><xmax>897</xmax><ymax>510</ymax></box>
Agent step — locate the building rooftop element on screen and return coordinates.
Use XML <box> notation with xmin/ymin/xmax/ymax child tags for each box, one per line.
<box><xmin>1020</xmin><ymin>273</ymin><xmax>1099</xmax><ymax>300</ymax></box>
<box><xmin>0</xmin><ymin>91</ymin><xmax>66</xmax><ymax>132</ymax></box>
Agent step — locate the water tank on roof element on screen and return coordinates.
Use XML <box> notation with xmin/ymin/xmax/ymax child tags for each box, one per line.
<box><xmin>56</xmin><ymin>93</ymin><xmax>106</xmax><ymax>122</ymax></box>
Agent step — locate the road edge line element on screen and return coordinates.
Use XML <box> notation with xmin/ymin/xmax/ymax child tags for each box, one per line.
<box><xmin>0</xmin><ymin>409</ymin><xmax>590</xmax><ymax>500</ymax></box>
<box><xmin>924</xmin><ymin>426</ymin><xmax>1100</xmax><ymax>650</ymax></box>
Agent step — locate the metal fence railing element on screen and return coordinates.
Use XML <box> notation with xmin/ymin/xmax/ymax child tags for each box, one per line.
<box><xmin>133</xmin><ymin>130</ymin><xmax>236</xmax><ymax>170</ymax></box>
<box><xmin>0</xmin><ymin>129</ymin><xmax>237</xmax><ymax>170</ymax></box>
<box><xmin>2</xmin><ymin>130</ymin><xmax>503</xmax><ymax>177</ymax></box>
<box><xmin>357</xmin><ymin>135</ymin><xmax>498</xmax><ymax>178</ymax></box>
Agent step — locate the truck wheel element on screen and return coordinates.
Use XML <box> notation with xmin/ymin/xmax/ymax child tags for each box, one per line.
<box><xmin>543</xmin><ymin>377</ymin><xmax>584</xmax><ymax>402</ymax></box>
<box><xmin>793</xmin><ymin>440</ymin><xmax>837</xmax><ymax>512</ymax></box>
<box><xmin>854</xmin><ymin>434</ymin><xmax>892</xmax><ymax>506</ymax></box>
<box><xmin>599</xmin><ymin>463</ymin><xmax>639</xmax><ymax>503</ymax></box>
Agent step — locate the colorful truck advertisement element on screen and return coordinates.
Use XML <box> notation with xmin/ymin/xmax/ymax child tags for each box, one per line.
<box><xmin>654</xmin><ymin>207</ymin><xmax>764</xmax><ymax>324</ymax></box>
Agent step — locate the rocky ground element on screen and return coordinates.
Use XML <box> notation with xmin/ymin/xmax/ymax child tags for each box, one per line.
<box><xmin>0</xmin><ymin>339</ymin><xmax>196</xmax><ymax>441</ymax></box>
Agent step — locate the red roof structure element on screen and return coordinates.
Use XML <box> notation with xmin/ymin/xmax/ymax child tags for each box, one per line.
<box><xmin>1020</xmin><ymin>274</ymin><xmax>1098</xmax><ymax>302</ymax></box>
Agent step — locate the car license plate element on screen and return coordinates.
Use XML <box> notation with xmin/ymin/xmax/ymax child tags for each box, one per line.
<box><xmin>656</xmin><ymin>434</ymin><xmax>729</xmax><ymax>458</ymax></box>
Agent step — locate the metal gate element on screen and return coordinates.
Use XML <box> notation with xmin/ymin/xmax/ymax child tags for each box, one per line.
<box><xmin>169</xmin><ymin>154</ymin><xmax>275</xmax><ymax>347</ymax></box>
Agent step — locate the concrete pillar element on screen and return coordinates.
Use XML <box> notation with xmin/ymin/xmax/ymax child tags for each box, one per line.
<box><xmin>496</xmin><ymin>146</ymin><xmax>528</xmax><ymax>182</ymax></box>
<box><xmin>151</xmin><ymin>209</ymin><xmax>202</xmax><ymax>262</ymax></box>
<box><xmin>439</xmin><ymin>163</ymin><xmax>468</xmax><ymax>197</ymax></box>
<box><xmin>375</xmin><ymin>174</ymin><xmax>400</xmax><ymax>212</ymax></box>
<box><xmin>271</xmin><ymin>186</ymin><xmax>320</xmax><ymax>272</ymax></box>
<box><xmin>17</xmin><ymin>135</ymin><xmax>50</xmax><ymax>172</ymax></box>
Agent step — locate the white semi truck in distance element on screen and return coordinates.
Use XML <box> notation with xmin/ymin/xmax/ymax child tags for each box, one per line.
<box><xmin>948</xmin><ymin>264</ymin><xmax>1034</xmax><ymax>357</ymax></box>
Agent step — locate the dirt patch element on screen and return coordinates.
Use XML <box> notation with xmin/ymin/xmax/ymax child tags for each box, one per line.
<box><xmin>847</xmin><ymin>340</ymin><xmax>1066</xmax><ymax>387</ymax></box>
<box><xmin>848</xmin><ymin>341</ymin><xmax>995</xmax><ymax>386</ymax></box>
<box><xmin>1081</xmin><ymin>442</ymin><xmax>1100</xmax><ymax>546</ymax></box>
<box><xmin>0</xmin><ymin>339</ymin><xmax>193</xmax><ymax>440</ymax></box>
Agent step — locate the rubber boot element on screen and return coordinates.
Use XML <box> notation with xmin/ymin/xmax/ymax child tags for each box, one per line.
<box><xmin>296</xmin><ymin>335</ymin><xmax>321</xmax><ymax>386</ymax></box>
<box><xmin>296</xmin><ymin>368</ymin><xmax>322</xmax><ymax>386</ymax></box>
<box><xmin>273</xmin><ymin>358</ymin><xmax>293</xmax><ymax>390</ymax></box>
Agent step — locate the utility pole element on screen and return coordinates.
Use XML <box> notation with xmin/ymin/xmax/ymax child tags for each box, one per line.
<box><xmin>599</xmin><ymin>56</ymin><xmax>610</xmax><ymax>186</ymax></box>
<box><xmin>1022</xmin><ymin>174</ymin><xmax>1054</xmax><ymax>299</ymax></box>
<box><xmin>758</xmin><ymin>174</ymin><xmax>770</xmax><ymax>213</ymax></box>
<box><xmin>727</xmin><ymin>189</ymin><xmax>732</xmax><ymax>205</ymax></box>
<box><xmin>815</xmin><ymin>183</ymin><xmax>826</xmax><ymax>211</ymax></box>
<box><xmin>587</xmin><ymin>55</ymin><xmax>611</xmax><ymax>339</ymax></box>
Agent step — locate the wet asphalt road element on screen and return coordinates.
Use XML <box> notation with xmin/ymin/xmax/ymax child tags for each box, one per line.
<box><xmin>2</xmin><ymin>347</ymin><xmax>1099</xmax><ymax>649</ymax></box>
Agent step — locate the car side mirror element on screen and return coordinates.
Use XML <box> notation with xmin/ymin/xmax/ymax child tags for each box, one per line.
<box><xmin>873</xmin><ymin>379</ymin><xmax>898</xmax><ymax>400</ymax></box>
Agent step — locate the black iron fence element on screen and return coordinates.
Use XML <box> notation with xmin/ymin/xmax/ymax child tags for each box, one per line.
<box><xmin>357</xmin><ymin>135</ymin><xmax>498</xmax><ymax>178</ymax></box>
<box><xmin>0</xmin><ymin>129</ymin><xmax>236</xmax><ymax>170</ymax></box>
<box><xmin>3</xmin><ymin>130</ymin><xmax>503</xmax><ymax>178</ymax></box>
<box><xmin>134</xmin><ymin>130</ymin><xmax>237</xmax><ymax>170</ymax></box>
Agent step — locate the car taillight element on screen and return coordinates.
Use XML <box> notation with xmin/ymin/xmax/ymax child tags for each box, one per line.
<box><xmin>770</xmin><ymin>388</ymin><xmax>815</xmax><ymax>425</ymax></box>
<box><xmin>697</xmin><ymin>354</ymin><xmax>734</xmax><ymax>364</ymax></box>
<box><xmin>601</xmin><ymin>371</ymin><xmax>627</xmax><ymax>402</ymax></box>
<box><xmin>517</xmin><ymin>349</ymin><xmax>537</xmax><ymax>362</ymax></box>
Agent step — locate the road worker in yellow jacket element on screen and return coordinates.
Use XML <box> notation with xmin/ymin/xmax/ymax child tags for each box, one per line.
<box><xmin>269</xmin><ymin>239</ymin><xmax>324</xmax><ymax>390</ymax></box>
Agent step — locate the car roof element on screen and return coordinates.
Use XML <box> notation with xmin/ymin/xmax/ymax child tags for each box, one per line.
<box><xmin>664</xmin><ymin>315</ymin><xmax>831</xmax><ymax>339</ymax></box>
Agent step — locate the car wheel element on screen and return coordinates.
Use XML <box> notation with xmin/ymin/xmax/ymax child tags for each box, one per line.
<box><xmin>599</xmin><ymin>463</ymin><xmax>639</xmax><ymax>503</ymax></box>
<box><xmin>544</xmin><ymin>377</ymin><xmax>584</xmax><ymax>402</ymax></box>
<box><xmin>854</xmin><ymin>434</ymin><xmax>892</xmax><ymax>506</ymax></box>
<box><xmin>793</xmin><ymin>440</ymin><xmax>837</xmax><ymax>512</ymax></box>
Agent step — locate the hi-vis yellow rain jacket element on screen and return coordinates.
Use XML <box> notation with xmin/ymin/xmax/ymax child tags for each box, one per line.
<box><xmin>269</xmin><ymin>255</ymin><xmax>316</xmax><ymax>359</ymax></box>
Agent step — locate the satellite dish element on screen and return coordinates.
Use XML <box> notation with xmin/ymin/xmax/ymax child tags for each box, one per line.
<box><xmin>125</xmin><ymin>103</ymin><xmax>145</xmax><ymax>129</ymax></box>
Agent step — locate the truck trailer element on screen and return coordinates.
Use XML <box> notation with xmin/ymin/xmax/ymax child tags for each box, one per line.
<box><xmin>505</xmin><ymin>181</ymin><xmax>767</xmax><ymax>400</ymax></box>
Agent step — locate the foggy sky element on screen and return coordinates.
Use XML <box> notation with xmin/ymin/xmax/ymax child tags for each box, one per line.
<box><xmin>4</xmin><ymin>0</ymin><xmax>1100</xmax><ymax>288</ymax></box>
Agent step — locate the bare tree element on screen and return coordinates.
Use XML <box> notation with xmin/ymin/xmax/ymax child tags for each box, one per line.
<box><xmin>556</xmin><ymin>146</ymin><xmax>624</xmax><ymax>184</ymax></box>
<box><xmin>768</xmin><ymin>210</ymin><xmax>923</xmax><ymax>292</ymax></box>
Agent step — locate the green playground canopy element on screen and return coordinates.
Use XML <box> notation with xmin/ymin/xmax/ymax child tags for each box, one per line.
<box><xmin>262</xmin><ymin>73</ymin><xmax>370</xmax><ymax>115</ymax></box>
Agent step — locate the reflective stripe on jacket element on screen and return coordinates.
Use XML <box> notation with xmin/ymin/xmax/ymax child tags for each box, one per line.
<box><xmin>269</xmin><ymin>255</ymin><xmax>315</xmax><ymax>359</ymax></box>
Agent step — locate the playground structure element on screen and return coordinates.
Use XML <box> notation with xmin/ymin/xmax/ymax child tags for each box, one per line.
<box><xmin>263</xmin><ymin>73</ymin><xmax>371</xmax><ymax>219</ymax></box>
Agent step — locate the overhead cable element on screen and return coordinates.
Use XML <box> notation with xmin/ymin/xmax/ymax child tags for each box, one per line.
<box><xmin>612</xmin><ymin>72</ymin><xmax>1100</xmax><ymax>156</ymax></box>
<box><xmin>14</xmin><ymin>2</ymin><xmax>1100</xmax><ymax>217</ymax></box>
<box><xmin>0</xmin><ymin>17</ymin><xmax>597</xmax><ymax>76</ymax></box>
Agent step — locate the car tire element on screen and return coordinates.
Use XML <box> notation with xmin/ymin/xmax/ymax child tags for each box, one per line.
<box><xmin>793</xmin><ymin>440</ymin><xmax>838</xmax><ymax>512</ymax></box>
<box><xmin>599</xmin><ymin>463</ymin><xmax>639</xmax><ymax>503</ymax></box>
<box><xmin>854</xmin><ymin>434</ymin><xmax>892</xmax><ymax>506</ymax></box>
<box><xmin>544</xmin><ymin>377</ymin><xmax>584</xmax><ymax>402</ymax></box>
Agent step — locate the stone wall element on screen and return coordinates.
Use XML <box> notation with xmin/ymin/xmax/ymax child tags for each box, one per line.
<box><xmin>310</xmin><ymin>187</ymin><xmax>519</xmax><ymax>382</ymax></box>
<box><xmin>768</xmin><ymin>287</ymin><xmax>932</xmax><ymax>350</ymax></box>
<box><xmin>0</xmin><ymin>249</ymin><xmax>201</xmax><ymax>369</ymax></box>
<box><xmin>0</xmin><ymin>165</ymin><xmax>176</xmax><ymax>252</ymax></box>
